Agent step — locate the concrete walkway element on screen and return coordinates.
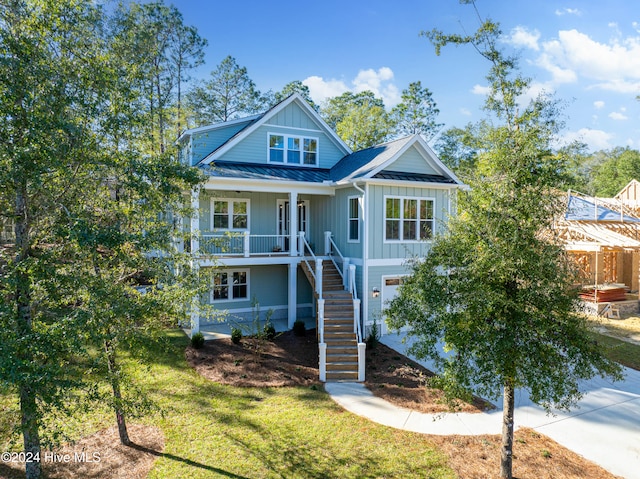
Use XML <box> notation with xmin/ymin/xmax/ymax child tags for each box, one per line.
<box><xmin>325</xmin><ymin>333</ymin><xmax>640</xmax><ymax>479</ymax></box>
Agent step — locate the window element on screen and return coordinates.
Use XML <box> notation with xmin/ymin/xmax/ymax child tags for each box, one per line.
<box><xmin>384</xmin><ymin>196</ymin><xmax>434</xmax><ymax>242</ymax></box>
<box><xmin>348</xmin><ymin>196</ymin><xmax>360</xmax><ymax>242</ymax></box>
<box><xmin>211</xmin><ymin>199</ymin><xmax>249</xmax><ymax>230</ymax></box>
<box><xmin>268</xmin><ymin>133</ymin><xmax>318</xmax><ymax>166</ymax></box>
<box><xmin>212</xmin><ymin>270</ymin><xmax>249</xmax><ymax>302</ymax></box>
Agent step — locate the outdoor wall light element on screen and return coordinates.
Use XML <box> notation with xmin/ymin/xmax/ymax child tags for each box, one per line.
<box><xmin>372</xmin><ymin>287</ymin><xmax>380</xmax><ymax>298</ymax></box>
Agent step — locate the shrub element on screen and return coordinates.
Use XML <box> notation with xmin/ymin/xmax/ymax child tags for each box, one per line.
<box><xmin>263</xmin><ymin>321</ymin><xmax>276</xmax><ymax>341</ymax></box>
<box><xmin>293</xmin><ymin>319</ymin><xmax>306</xmax><ymax>336</ymax></box>
<box><xmin>366</xmin><ymin>318</ymin><xmax>380</xmax><ymax>349</ymax></box>
<box><xmin>231</xmin><ymin>327</ymin><xmax>242</xmax><ymax>344</ymax></box>
<box><xmin>191</xmin><ymin>331</ymin><xmax>205</xmax><ymax>349</ymax></box>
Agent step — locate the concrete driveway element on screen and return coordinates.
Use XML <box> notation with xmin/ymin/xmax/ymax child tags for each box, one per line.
<box><xmin>325</xmin><ymin>332</ymin><xmax>640</xmax><ymax>479</ymax></box>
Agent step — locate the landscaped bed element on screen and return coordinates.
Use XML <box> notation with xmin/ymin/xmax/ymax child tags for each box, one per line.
<box><xmin>0</xmin><ymin>328</ymin><xmax>623</xmax><ymax>479</ymax></box>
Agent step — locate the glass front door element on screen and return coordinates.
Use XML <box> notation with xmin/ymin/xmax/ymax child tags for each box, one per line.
<box><xmin>277</xmin><ymin>200</ymin><xmax>309</xmax><ymax>250</ymax></box>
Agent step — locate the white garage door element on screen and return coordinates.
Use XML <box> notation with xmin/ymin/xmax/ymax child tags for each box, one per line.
<box><xmin>380</xmin><ymin>276</ymin><xmax>407</xmax><ymax>335</ymax></box>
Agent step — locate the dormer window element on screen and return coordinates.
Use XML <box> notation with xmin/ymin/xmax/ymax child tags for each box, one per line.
<box><xmin>269</xmin><ymin>133</ymin><xmax>318</xmax><ymax>166</ymax></box>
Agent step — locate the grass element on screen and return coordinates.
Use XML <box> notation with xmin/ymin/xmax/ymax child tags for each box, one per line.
<box><xmin>0</xmin><ymin>330</ymin><xmax>454</xmax><ymax>479</ymax></box>
<box><xmin>589</xmin><ymin>331</ymin><xmax>640</xmax><ymax>370</ymax></box>
<box><xmin>587</xmin><ymin>313</ymin><xmax>640</xmax><ymax>370</ymax></box>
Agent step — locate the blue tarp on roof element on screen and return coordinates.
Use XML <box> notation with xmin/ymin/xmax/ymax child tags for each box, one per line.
<box><xmin>565</xmin><ymin>194</ymin><xmax>640</xmax><ymax>222</ymax></box>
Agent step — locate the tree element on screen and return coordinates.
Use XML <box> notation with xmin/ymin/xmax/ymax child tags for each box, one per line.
<box><xmin>589</xmin><ymin>147</ymin><xmax>640</xmax><ymax>197</ymax></box>
<box><xmin>321</xmin><ymin>91</ymin><xmax>394</xmax><ymax>150</ymax></box>
<box><xmin>111</xmin><ymin>1</ymin><xmax>206</xmax><ymax>153</ymax></box>
<box><xmin>386</xmin><ymin>4</ymin><xmax>622</xmax><ymax>479</ymax></box>
<box><xmin>186</xmin><ymin>55</ymin><xmax>266</xmax><ymax>126</ymax></box>
<box><xmin>391</xmin><ymin>81</ymin><xmax>443</xmax><ymax>140</ymax></box>
<box><xmin>270</xmin><ymin>80</ymin><xmax>318</xmax><ymax>110</ymax></box>
<box><xmin>434</xmin><ymin>124</ymin><xmax>481</xmax><ymax>180</ymax></box>
<box><xmin>0</xmin><ymin>2</ymin><xmax>204</xmax><ymax>475</ymax></box>
<box><xmin>0</xmin><ymin>1</ymin><xmax>114</xmax><ymax>477</ymax></box>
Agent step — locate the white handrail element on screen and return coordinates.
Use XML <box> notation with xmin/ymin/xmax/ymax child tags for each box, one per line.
<box><xmin>299</xmin><ymin>232</ymin><xmax>317</xmax><ymax>284</ymax></box>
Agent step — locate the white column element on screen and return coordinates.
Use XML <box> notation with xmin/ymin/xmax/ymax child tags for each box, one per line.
<box><xmin>289</xmin><ymin>191</ymin><xmax>298</xmax><ymax>256</ymax></box>
<box><xmin>190</xmin><ymin>262</ymin><xmax>200</xmax><ymax>335</ymax></box>
<box><xmin>190</xmin><ymin>187</ymin><xmax>200</xmax><ymax>255</ymax></box>
<box><xmin>324</xmin><ymin>231</ymin><xmax>332</xmax><ymax>255</ymax></box>
<box><xmin>288</xmin><ymin>262</ymin><xmax>297</xmax><ymax>328</ymax></box>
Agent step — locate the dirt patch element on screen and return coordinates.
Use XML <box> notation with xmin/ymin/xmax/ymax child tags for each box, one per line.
<box><xmin>429</xmin><ymin>428</ymin><xmax>621</xmax><ymax>479</ymax></box>
<box><xmin>0</xmin><ymin>424</ymin><xmax>163</xmax><ymax>479</ymax></box>
<box><xmin>365</xmin><ymin>342</ymin><xmax>493</xmax><ymax>413</ymax></box>
<box><xmin>588</xmin><ymin>313</ymin><xmax>640</xmax><ymax>346</ymax></box>
<box><xmin>186</xmin><ymin>329</ymin><xmax>321</xmax><ymax>387</ymax></box>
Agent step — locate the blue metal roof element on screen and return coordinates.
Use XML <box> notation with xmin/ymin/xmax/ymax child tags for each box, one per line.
<box><xmin>203</xmin><ymin>161</ymin><xmax>331</xmax><ymax>183</ymax></box>
<box><xmin>565</xmin><ymin>194</ymin><xmax>640</xmax><ymax>222</ymax></box>
<box><xmin>373</xmin><ymin>170</ymin><xmax>456</xmax><ymax>184</ymax></box>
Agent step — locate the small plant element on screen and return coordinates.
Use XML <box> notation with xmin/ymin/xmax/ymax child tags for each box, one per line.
<box><xmin>366</xmin><ymin>313</ymin><xmax>381</xmax><ymax>349</ymax></box>
<box><xmin>263</xmin><ymin>319</ymin><xmax>276</xmax><ymax>341</ymax></box>
<box><xmin>231</xmin><ymin>327</ymin><xmax>242</xmax><ymax>344</ymax></box>
<box><xmin>293</xmin><ymin>319</ymin><xmax>306</xmax><ymax>336</ymax></box>
<box><xmin>541</xmin><ymin>449</ymin><xmax>552</xmax><ymax>459</ymax></box>
<box><xmin>191</xmin><ymin>331</ymin><xmax>205</xmax><ymax>349</ymax></box>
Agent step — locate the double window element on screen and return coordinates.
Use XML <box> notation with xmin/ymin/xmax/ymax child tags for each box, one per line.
<box><xmin>269</xmin><ymin>133</ymin><xmax>318</xmax><ymax>165</ymax></box>
<box><xmin>211</xmin><ymin>199</ymin><xmax>249</xmax><ymax>230</ymax></box>
<box><xmin>385</xmin><ymin>196</ymin><xmax>434</xmax><ymax>242</ymax></box>
<box><xmin>212</xmin><ymin>269</ymin><xmax>249</xmax><ymax>302</ymax></box>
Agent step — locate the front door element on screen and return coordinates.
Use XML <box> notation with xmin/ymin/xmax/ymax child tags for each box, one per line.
<box><xmin>277</xmin><ymin>200</ymin><xmax>309</xmax><ymax>250</ymax></box>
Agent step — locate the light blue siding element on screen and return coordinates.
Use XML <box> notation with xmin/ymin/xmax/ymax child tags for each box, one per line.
<box><xmin>199</xmin><ymin>264</ymin><xmax>312</xmax><ymax>324</ymax></box>
<box><xmin>191</xmin><ymin>121</ymin><xmax>254</xmax><ymax>165</ymax></box>
<box><xmin>313</xmin><ymin>187</ymin><xmax>364</xmax><ymax>260</ymax></box>
<box><xmin>385</xmin><ymin>145</ymin><xmax>438</xmax><ymax>174</ymax></box>
<box><xmin>265</xmin><ymin>101</ymin><xmax>319</xmax><ymax>130</ymax></box>
<box><xmin>367</xmin><ymin>184</ymin><xmax>452</xmax><ymax>259</ymax></box>
<box><xmin>366</xmin><ymin>264</ymin><xmax>412</xmax><ymax>323</ymax></box>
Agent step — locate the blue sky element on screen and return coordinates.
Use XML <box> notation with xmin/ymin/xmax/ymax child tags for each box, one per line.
<box><xmin>176</xmin><ymin>0</ymin><xmax>640</xmax><ymax>153</ymax></box>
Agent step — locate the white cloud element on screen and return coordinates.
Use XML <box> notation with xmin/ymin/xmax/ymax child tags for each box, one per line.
<box><xmin>593</xmin><ymin>100</ymin><xmax>605</xmax><ymax>109</ymax></box>
<box><xmin>505</xmin><ymin>26</ymin><xmax>541</xmax><ymax>51</ymax></box>
<box><xmin>303</xmin><ymin>76</ymin><xmax>349</xmax><ymax>104</ymax></box>
<box><xmin>460</xmin><ymin>107</ymin><xmax>472</xmax><ymax>116</ymax></box>
<box><xmin>538</xmin><ymin>29</ymin><xmax>640</xmax><ymax>91</ymax></box>
<box><xmin>471</xmin><ymin>84</ymin><xmax>491</xmax><ymax>96</ymax></box>
<box><xmin>609</xmin><ymin>111</ymin><xmax>628</xmax><ymax>120</ymax></box>
<box><xmin>555</xmin><ymin>8</ymin><xmax>581</xmax><ymax>16</ymax></box>
<box><xmin>303</xmin><ymin>67</ymin><xmax>401</xmax><ymax>107</ymax></box>
<box><xmin>562</xmin><ymin>128</ymin><xmax>613</xmax><ymax>151</ymax></box>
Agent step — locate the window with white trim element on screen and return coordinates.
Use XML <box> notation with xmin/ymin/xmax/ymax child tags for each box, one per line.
<box><xmin>385</xmin><ymin>196</ymin><xmax>434</xmax><ymax>241</ymax></box>
<box><xmin>211</xmin><ymin>199</ymin><xmax>249</xmax><ymax>230</ymax></box>
<box><xmin>212</xmin><ymin>269</ymin><xmax>249</xmax><ymax>302</ymax></box>
<box><xmin>348</xmin><ymin>196</ymin><xmax>360</xmax><ymax>242</ymax></box>
<box><xmin>268</xmin><ymin>133</ymin><xmax>318</xmax><ymax>165</ymax></box>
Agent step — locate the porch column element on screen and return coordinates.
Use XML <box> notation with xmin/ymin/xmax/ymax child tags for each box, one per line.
<box><xmin>289</xmin><ymin>191</ymin><xmax>298</xmax><ymax>256</ymax></box>
<box><xmin>190</xmin><ymin>262</ymin><xmax>200</xmax><ymax>335</ymax></box>
<box><xmin>288</xmin><ymin>262</ymin><xmax>297</xmax><ymax>328</ymax></box>
<box><xmin>190</xmin><ymin>187</ymin><xmax>200</xmax><ymax>254</ymax></box>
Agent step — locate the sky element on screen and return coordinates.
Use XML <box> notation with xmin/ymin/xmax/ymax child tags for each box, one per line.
<box><xmin>176</xmin><ymin>0</ymin><xmax>640</xmax><ymax>153</ymax></box>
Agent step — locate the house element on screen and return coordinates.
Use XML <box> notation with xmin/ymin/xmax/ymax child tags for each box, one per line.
<box><xmin>177</xmin><ymin>93</ymin><xmax>465</xmax><ymax>381</ymax></box>
<box><xmin>555</xmin><ymin>182</ymin><xmax>640</xmax><ymax>317</ymax></box>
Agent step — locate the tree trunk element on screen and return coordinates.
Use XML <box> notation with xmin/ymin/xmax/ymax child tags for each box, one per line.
<box><xmin>500</xmin><ymin>380</ymin><xmax>515</xmax><ymax>479</ymax></box>
<box><xmin>20</xmin><ymin>385</ymin><xmax>42</xmax><ymax>479</ymax></box>
<box><xmin>15</xmin><ymin>187</ymin><xmax>42</xmax><ymax>479</ymax></box>
<box><xmin>105</xmin><ymin>340</ymin><xmax>130</xmax><ymax>446</ymax></box>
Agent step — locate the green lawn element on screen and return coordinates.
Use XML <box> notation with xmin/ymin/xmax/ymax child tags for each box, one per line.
<box><xmin>590</xmin><ymin>331</ymin><xmax>640</xmax><ymax>371</ymax></box>
<box><xmin>1</xmin><ymin>330</ymin><xmax>454</xmax><ymax>479</ymax></box>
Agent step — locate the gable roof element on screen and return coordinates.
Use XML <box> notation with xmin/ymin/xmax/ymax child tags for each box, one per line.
<box><xmin>330</xmin><ymin>134</ymin><xmax>462</xmax><ymax>185</ymax></box>
<box><xmin>176</xmin><ymin>114</ymin><xmax>263</xmax><ymax>144</ymax></box>
<box><xmin>197</xmin><ymin>93</ymin><xmax>352</xmax><ymax>166</ymax></box>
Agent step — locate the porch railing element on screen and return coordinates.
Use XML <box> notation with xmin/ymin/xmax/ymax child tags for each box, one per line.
<box><xmin>199</xmin><ymin>233</ymin><xmax>290</xmax><ymax>257</ymax></box>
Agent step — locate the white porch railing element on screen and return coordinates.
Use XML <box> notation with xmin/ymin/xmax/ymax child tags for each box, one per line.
<box><xmin>199</xmin><ymin>233</ymin><xmax>290</xmax><ymax>257</ymax></box>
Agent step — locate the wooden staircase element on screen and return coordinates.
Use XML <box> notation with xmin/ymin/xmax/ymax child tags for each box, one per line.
<box><xmin>300</xmin><ymin>259</ymin><xmax>360</xmax><ymax>381</ymax></box>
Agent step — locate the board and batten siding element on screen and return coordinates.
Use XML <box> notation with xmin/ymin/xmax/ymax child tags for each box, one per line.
<box><xmin>312</xmin><ymin>187</ymin><xmax>364</xmax><ymax>260</ymax></box>
<box><xmin>366</xmin><ymin>264</ymin><xmax>412</xmax><ymax>324</ymax></box>
<box><xmin>199</xmin><ymin>264</ymin><xmax>313</xmax><ymax>324</ymax></box>
<box><xmin>367</xmin><ymin>184</ymin><xmax>452</xmax><ymax>259</ymax></box>
<box><xmin>190</xmin><ymin>120</ymin><xmax>254</xmax><ymax>165</ymax></box>
<box><xmin>199</xmin><ymin>191</ymin><xmax>317</xmax><ymax>236</ymax></box>
<box><xmin>387</xmin><ymin>145</ymin><xmax>439</xmax><ymax>174</ymax></box>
